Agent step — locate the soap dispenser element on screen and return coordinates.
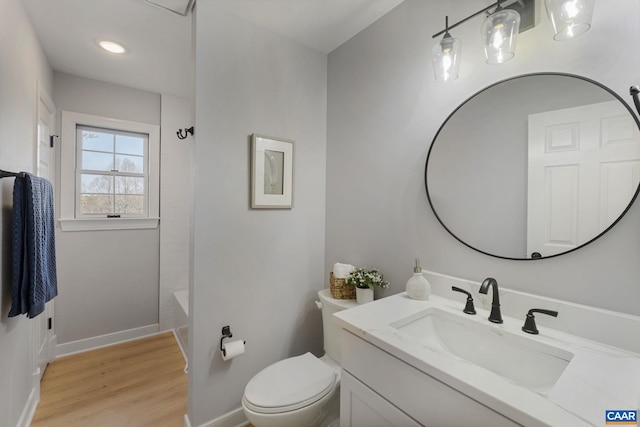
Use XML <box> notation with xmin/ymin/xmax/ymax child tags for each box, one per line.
<box><xmin>405</xmin><ymin>259</ymin><xmax>431</xmax><ymax>300</ymax></box>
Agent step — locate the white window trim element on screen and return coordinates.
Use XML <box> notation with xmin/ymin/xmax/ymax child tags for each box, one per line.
<box><xmin>60</xmin><ymin>111</ymin><xmax>160</xmax><ymax>231</ymax></box>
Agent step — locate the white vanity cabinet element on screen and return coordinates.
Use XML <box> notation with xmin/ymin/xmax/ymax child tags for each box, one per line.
<box><xmin>341</xmin><ymin>371</ymin><xmax>422</xmax><ymax>427</ymax></box>
<box><xmin>335</xmin><ymin>273</ymin><xmax>640</xmax><ymax>426</ymax></box>
<box><xmin>340</xmin><ymin>330</ymin><xmax>521</xmax><ymax>427</ymax></box>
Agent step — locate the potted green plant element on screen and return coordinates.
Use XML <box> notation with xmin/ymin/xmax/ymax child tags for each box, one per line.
<box><xmin>346</xmin><ymin>268</ymin><xmax>390</xmax><ymax>304</ymax></box>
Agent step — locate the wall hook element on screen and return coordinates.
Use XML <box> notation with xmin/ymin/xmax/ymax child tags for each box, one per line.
<box><xmin>177</xmin><ymin>126</ymin><xmax>194</xmax><ymax>140</ymax></box>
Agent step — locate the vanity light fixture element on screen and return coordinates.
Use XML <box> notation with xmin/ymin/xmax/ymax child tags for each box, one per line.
<box><xmin>431</xmin><ymin>0</ymin><xmax>531</xmax><ymax>82</ymax></box>
<box><xmin>98</xmin><ymin>40</ymin><xmax>126</xmax><ymax>54</ymax></box>
<box><xmin>481</xmin><ymin>0</ymin><xmax>521</xmax><ymax>64</ymax></box>
<box><xmin>545</xmin><ymin>0</ymin><xmax>595</xmax><ymax>40</ymax></box>
<box><xmin>431</xmin><ymin>16</ymin><xmax>462</xmax><ymax>83</ymax></box>
<box><xmin>431</xmin><ymin>0</ymin><xmax>595</xmax><ymax>82</ymax></box>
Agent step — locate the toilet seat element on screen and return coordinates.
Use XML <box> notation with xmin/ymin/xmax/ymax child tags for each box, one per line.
<box><xmin>243</xmin><ymin>352</ymin><xmax>338</xmax><ymax>414</ymax></box>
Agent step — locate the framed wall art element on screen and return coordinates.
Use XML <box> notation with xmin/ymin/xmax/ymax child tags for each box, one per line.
<box><xmin>250</xmin><ymin>134</ymin><xmax>294</xmax><ymax>209</ymax></box>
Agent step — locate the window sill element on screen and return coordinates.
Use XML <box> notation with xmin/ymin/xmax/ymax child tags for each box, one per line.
<box><xmin>58</xmin><ymin>217</ymin><xmax>159</xmax><ymax>232</ymax></box>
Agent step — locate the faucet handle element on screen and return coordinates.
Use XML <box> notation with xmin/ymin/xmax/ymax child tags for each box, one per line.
<box><xmin>522</xmin><ymin>308</ymin><xmax>558</xmax><ymax>334</ymax></box>
<box><xmin>451</xmin><ymin>286</ymin><xmax>476</xmax><ymax>315</ymax></box>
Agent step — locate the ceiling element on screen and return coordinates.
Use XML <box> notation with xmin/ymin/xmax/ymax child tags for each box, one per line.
<box><xmin>20</xmin><ymin>0</ymin><xmax>405</xmax><ymax>98</ymax></box>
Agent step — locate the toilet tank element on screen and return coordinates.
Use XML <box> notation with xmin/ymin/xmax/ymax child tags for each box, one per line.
<box><xmin>318</xmin><ymin>289</ymin><xmax>358</xmax><ymax>363</ymax></box>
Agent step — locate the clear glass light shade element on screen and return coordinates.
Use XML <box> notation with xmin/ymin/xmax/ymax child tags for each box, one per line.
<box><xmin>431</xmin><ymin>35</ymin><xmax>462</xmax><ymax>83</ymax></box>
<box><xmin>545</xmin><ymin>0</ymin><xmax>594</xmax><ymax>40</ymax></box>
<box><xmin>481</xmin><ymin>8</ymin><xmax>521</xmax><ymax>64</ymax></box>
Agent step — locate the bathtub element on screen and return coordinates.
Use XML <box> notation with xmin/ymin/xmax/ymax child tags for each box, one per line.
<box><xmin>173</xmin><ymin>289</ymin><xmax>189</xmax><ymax>370</ymax></box>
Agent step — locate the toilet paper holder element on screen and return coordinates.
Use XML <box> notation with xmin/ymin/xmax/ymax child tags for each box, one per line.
<box><xmin>220</xmin><ymin>325</ymin><xmax>246</xmax><ymax>356</ymax></box>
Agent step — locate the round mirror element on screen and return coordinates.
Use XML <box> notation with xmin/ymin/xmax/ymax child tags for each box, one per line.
<box><xmin>425</xmin><ymin>73</ymin><xmax>640</xmax><ymax>260</ymax></box>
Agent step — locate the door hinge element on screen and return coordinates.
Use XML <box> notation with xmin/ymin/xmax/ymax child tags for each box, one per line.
<box><xmin>49</xmin><ymin>135</ymin><xmax>59</xmax><ymax>148</ymax></box>
<box><xmin>48</xmin><ymin>317</ymin><xmax>53</xmax><ymax>330</ymax></box>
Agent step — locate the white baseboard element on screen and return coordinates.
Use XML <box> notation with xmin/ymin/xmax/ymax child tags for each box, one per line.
<box><xmin>55</xmin><ymin>324</ymin><xmax>160</xmax><ymax>357</ymax></box>
<box><xmin>16</xmin><ymin>385</ymin><xmax>39</xmax><ymax>427</ymax></box>
<box><xmin>172</xmin><ymin>329</ymin><xmax>188</xmax><ymax>373</ymax></box>
<box><xmin>196</xmin><ymin>407</ymin><xmax>248</xmax><ymax>427</ymax></box>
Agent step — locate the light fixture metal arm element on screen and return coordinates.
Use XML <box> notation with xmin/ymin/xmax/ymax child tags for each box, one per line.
<box><xmin>432</xmin><ymin>0</ymin><xmax>507</xmax><ymax>39</ymax></box>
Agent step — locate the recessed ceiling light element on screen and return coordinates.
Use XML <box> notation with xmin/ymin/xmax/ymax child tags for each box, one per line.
<box><xmin>99</xmin><ymin>40</ymin><xmax>126</xmax><ymax>54</ymax></box>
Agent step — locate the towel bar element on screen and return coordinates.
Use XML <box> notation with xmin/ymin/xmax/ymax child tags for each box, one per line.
<box><xmin>0</xmin><ymin>169</ymin><xmax>25</xmax><ymax>179</ymax></box>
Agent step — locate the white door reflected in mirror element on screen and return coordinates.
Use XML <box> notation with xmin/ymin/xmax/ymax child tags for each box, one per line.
<box><xmin>527</xmin><ymin>101</ymin><xmax>640</xmax><ymax>257</ymax></box>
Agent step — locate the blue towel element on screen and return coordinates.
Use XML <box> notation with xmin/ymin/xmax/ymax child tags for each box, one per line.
<box><xmin>9</xmin><ymin>173</ymin><xmax>58</xmax><ymax>318</ymax></box>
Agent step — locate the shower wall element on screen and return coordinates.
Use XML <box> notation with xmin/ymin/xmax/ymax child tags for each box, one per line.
<box><xmin>159</xmin><ymin>94</ymin><xmax>192</xmax><ymax>332</ymax></box>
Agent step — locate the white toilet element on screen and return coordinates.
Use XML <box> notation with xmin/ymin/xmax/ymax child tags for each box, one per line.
<box><xmin>242</xmin><ymin>289</ymin><xmax>357</xmax><ymax>427</ymax></box>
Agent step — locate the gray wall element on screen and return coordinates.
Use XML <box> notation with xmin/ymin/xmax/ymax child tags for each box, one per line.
<box><xmin>0</xmin><ymin>1</ymin><xmax>53</xmax><ymax>425</ymax></box>
<box><xmin>53</xmin><ymin>73</ymin><xmax>161</xmax><ymax>345</ymax></box>
<box><xmin>190</xmin><ymin>3</ymin><xmax>327</xmax><ymax>425</ymax></box>
<box><xmin>326</xmin><ymin>0</ymin><xmax>640</xmax><ymax>314</ymax></box>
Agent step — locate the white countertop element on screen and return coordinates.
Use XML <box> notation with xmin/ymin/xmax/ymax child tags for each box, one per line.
<box><xmin>334</xmin><ymin>291</ymin><xmax>640</xmax><ymax>427</ymax></box>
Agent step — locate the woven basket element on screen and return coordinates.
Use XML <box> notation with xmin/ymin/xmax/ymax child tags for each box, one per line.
<box><xmin>330</xmin><ymin>272</ymin><xmax>356</xmax><ymax>300</ymax></box>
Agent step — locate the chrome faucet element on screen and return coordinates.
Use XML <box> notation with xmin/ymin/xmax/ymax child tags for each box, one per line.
<box><xmin>479</xmin><ymin>277</ymin><xmax>502</xmax><ymax>324</ymax></box>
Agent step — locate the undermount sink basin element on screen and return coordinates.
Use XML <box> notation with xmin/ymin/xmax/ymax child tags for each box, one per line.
<box><xmin>391</xmin><ymin>308</ymin><xmax>574</xmax><ymax>393</ymax></box>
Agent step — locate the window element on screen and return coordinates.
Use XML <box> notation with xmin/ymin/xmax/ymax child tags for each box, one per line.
<box><xmin>60</xmin><ymin>111</ymin><xmax>159</xmax><ymax>231</ymax></box>
<box><xmin>77</xmin><ymin>126</ymin><xmax>148</xmax><ymax>217</ymax></box>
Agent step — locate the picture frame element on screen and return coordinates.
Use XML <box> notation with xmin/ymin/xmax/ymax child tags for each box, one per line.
<box><xmin>250</xmin><ymin>134</ymin><xmax>294</xmax><ymax>209</ymax></box>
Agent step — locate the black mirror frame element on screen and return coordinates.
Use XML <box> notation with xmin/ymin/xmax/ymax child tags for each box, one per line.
<box><xmin>425</xmin><ymin>72</ymin><xmax>640</xmax><ymax>261</ymax></box>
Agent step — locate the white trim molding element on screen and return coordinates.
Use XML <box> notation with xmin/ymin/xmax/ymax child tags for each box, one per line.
<box><xmin>196</xmin><ymin>407</ymin><xmax>248</xmax><ymax>427</ymax></box>
<box><xmin>59</xmin><ymin>217</ymin><xmax>159</xmax><ymax>231</ymax></box>
<box><xmin>59</xmin><ymin>111</ymin><xmax>160</xmax><ymax>232</ymax></box>
<box><xmin>55</xmin><ymin>324</ymin><xmax>159</xmax><ymax>357</ymax></box>
<box><xmin>16</xmin><ymin>386</ymin><xmax>39</xmax><ymax>427</ymax></box>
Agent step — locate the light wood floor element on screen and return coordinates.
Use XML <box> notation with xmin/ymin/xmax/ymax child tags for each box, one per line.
<box><xmin>31</xmin><ymin>332</ymin><xmax>188</xmax><ymax>427</ymax></box>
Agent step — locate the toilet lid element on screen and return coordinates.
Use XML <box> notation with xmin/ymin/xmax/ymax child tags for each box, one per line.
<box><xmin>244</xmin><ymin>352</ymin><xmax>337</xmax><ymax>413</ymax></box>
